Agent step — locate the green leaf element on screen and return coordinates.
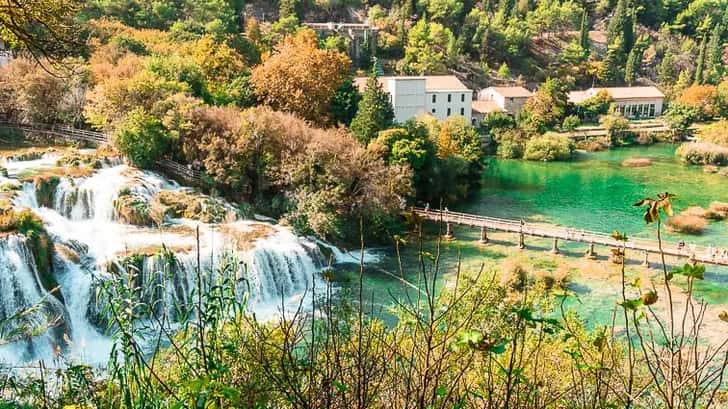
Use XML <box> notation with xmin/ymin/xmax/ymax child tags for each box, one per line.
<box><xmin>333</xmin><ymin>380</ymin><xmax>348</xmax><ymax>393</ymax></box>
<box><xmin>673</xmin><ymin>263</ymin><xmax>705</xmax><ymax>280</ymax></box>
<box><xmin>436</xmin><ymin>386</ymin><xmax>448</xmax><ymax>397</ymax></box>
<box><xmin>619</xmin><ymin>298</ymin><xmax>643</xmax><ymax>311</ymax></box>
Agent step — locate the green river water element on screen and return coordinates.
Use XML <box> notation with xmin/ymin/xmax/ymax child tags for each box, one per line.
<box><xmin>337</xmin><ymin>144</ymin><xmax>728</xmax><ymax>326</ymax></box>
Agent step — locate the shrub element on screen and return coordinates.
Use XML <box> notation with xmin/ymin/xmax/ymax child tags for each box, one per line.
<box><xmin>665</xmin><ymin>214</ymin><xmax>707</xmax><ymax>234</ymax></box>
<box><xmin>523</xmin><ymin>133</ymin><xmax>573</xmax><ymax>161</ymax></box>
<box><xmin>561</xmin><ymin>115</ymin><xmax>580</xmax><ymax>132</ymax></box>
<box><xmin>697</xmin><ymin>119</ymin><xmax>728</xmax><ymax>146</ymax></box>
<box><xmin>113</xmin><ymin>107</ymin><xmax>171</xmax><ymax>168</ymax></box>
<box><xmin>676</xmin><ymin>142</ymin><xmax>728</xmax><ymax>165</ymax></box>
<box><xmin>494</xmin><ymin>128</ymin><xmax>527</xmax><ymax>158</ymax></box>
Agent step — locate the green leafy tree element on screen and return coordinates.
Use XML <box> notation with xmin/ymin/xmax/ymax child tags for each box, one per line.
<box><xmin>279</xmin><ymin>0</ymin><xmax>303</xmax><ymax>20</ymax></box>
<box><xmin>519</xmin><ymin>77</ymin><xmax>569</xmax><ymax>133</ymax></box>
<box><xmin>113</xmin><ymin>107</ymin><xmax>171</xmax><ymax>167</ymax></box>
<box><xmin>599</xmin><ymin>40</ymin><xmax>626</xmax><ymax>85</ymax></box>
<box><xmin>607</xmin><ymin>0</ymin><xmax>634</xmax><ymax>54</ymax></box>
<box><xmin>420</xmin><ymin>0</ymin><xmax>465</xmax><ymax>27</ymax></box>
<box><xmin>401</xmin><ymin>19</ymin><xmax>455</xmax><ymax>74</ymax></box>
<box><xmin>0</xmin><ymin>0</ymin><xmax>81</xmax><ymax>63</ymax></box>
<box><xmin>329</xmin><ymin>79</ymin><xmax>362</xmax><ymax>126</ymax></box>
<box><xmin>663</xmin><ymin>103</ymin><xmax>699</xmax><ymax>138</ymax></box>
<box><xmin>350</xmin><ymin>71</ymin><xmax>395</xmax><ymax>144</ymax></box>
<box><xmin>498</xmin><ymin>62</ymin><xmax>511</xmax><ymax>78</ymax></box>
<box><xmin>600</xmin><ymin>112</ymin><xmax>630</xmax><ymax>145</ymax></box>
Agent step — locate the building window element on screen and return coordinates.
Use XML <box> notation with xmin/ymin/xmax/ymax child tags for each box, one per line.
<box><xmin>461</xmin><ymin>94</ymin><xmax>465</xmax><ymax>102</ymax></box>
<box><xmin>649</xmin><ymin>104</ymin><xmax>655</xmax><ymax>117</ymax></box>
<box><xmin>460</xmin><ymin>108</ymin><xmax>465</xmax><ymax>115</ymax></box>
<box><xmin>432</xmin><ymin>108</ymin><xmax>436</xmax><ymax>114</ymax></box>
<box><xmin>447</xmin><ymin>108</ymin><xmax>451</xmax><ymax>116</ymax></box>
<box><xmin>448</xmin><ymin>94</ymin><xmax>452</xmax><ymax>102</ymax></box>
<box><xmin>432</xmin><ymin>94</ymin><xmax>436</xmax><ymax>103</ymax></box>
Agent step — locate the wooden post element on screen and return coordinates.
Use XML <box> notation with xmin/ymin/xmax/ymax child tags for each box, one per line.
<box><xmin>551</xmin><ymin>238</ymin><xmax>559</xmax><ymax>254</ymax></box>
<box><xmin>641</xmin><ymin>250</ymin><xmax>650</xmax><ymax>268</ymax></box>
<box><xmin>444</xmin><ymin>222</ymin><xmax>454</xmax><ymax>240</ymax></box>
<box><xmin>585</xmin><ymin>243</ymin><xmax>597</xmax><ymax>259</ymax></box>
<box><xmin>518</xmin><ymin>232</ymin><xmax>525</xmax><ymax>249</ymax></box>
<box><xmin>479</xmin><ymin>226</ymin><xmax>488</xmax><ymax>244</ymax></box>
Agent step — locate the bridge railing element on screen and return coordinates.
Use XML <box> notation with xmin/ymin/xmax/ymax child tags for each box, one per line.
<box><xmin>411</xmin><ymin>207</ymin><xmax>727</xmax><ymax>264</ymax></box>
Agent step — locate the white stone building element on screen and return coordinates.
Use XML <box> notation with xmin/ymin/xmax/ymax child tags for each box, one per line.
<box><xmin>0</xmin><ymin>40</ymin><xmax>10</xmax><ymax>67</ymax></box>
<box><xmin>354</xmin><ymin>75</ymin><xmax>473</xmax><ymax>124</ymax></box>
<box><xmin>569</xmin><ymin>86</ymin><xmax>665</xmax><ymax>118</ymax></box>
<box><xmin>476</xmin><ymin>86</ymin><xmax>533</xmax><ymax>117</ymax></box>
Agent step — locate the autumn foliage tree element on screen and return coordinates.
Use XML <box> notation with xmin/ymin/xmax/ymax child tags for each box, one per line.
<box><xmin>251</xmin><ymin>29</ymin><xmax>351</xmax><ymax>125</ymax></box>
<box><xmin>674</xmin><ymin>84</ymin><xmax>719</xmax><ymax>120</ymax></box>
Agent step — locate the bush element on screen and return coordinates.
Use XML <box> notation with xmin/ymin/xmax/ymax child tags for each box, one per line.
<box><xmin>523</xmin><ymin>133</ymin><xmax>573</xmax><ymax>161</ymax></box>
<box><xmin>113</xmin><ymin>108</ymin><xmax>171</xmax><ymax>168</ymax></box>
<box><xmin>676</xmin><ymin>142</ymin><xmax>728</xmax><ymax>165</ymax></box>
<box><xmin>665</xmin><ymin>214</ymin><xmax>707</xmax><ymax>234</ymax></box>
<box><xmin>561</xmin><ymin>115</ymin><xmax>580</xmax><ymax>132</ymax></box>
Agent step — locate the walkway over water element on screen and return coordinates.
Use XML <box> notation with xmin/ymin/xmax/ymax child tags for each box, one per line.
<box><xmin>412</xmin><ymin>207</ymin><xmax>728</xmax><ymax>267</ymax></box>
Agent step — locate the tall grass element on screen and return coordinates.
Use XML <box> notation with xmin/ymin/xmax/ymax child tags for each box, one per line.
<box><xmin>1</xmin><ymin>204</ymin><xmax>727</xmax><ymax>408</ymax></box>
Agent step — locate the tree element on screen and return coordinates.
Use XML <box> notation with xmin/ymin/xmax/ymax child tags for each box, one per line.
<box><xmin>600</xmin><ymin>113</ymin><xmax>629</xmax><ymax>145</ymax></box>
<box><xmin>663</xmin><ymin>103</ymin><xmax>699</xmax><ymax>138</ymax></box>
<box><xmin>0</xmin><ymin>0</ymin><xmax>81</xmax><ymax>64</ymax></box>
<box><xmin>350</xmin><ymin>71</ymin><xmax>395</xmax><ymax>144</ymax></box>
<box><xmin>401</xmin><ymin>19</ymin><xmax>455</xmax><ymax>74</ymax></box>
<box><xmin>575</xmin><ymin>90</ymin><xmax>613</xmax><ymax>120</ymax></box>
<box><xmin>658</xmin><ymin>51</ymin><xmax>676</xmax><ymax>84</ymax></box>
<box><xmin>251</xmin><ymin>29</ymin><xmax>351</xmax><ymax>125</ymax></box>
<box><xmin>705</xmin><ymin>23</ymin><xmax>724</xmax><ymax>83</ymax></box>
<box><xmin>606</xmin><ymin>0</ymin><xmax>633</xmax><ymax>54</ymax></box>
<box><xmin>625</xmin><ymin>35</ymin><xmax>648</xmax><ymax>85</ymax></box>
<box><xmin>498</xmin><ymin>62</ymin><xmax>511</xmax><ymax>78</ymax></box>
<box><xmin>421</xmin><ymin>0</ymin><xmax>465</xmax><ymax>27</ymax></box>
<box><xmin>519</xmin><ymin>77</ymin><xmax>569</xmax><ymax>133</ymax></box>
<box><xmin>329</xmin><ymin>79</ymin><xmax>362</xmax><ymax>127</ymax></box>
<box><xmin>113</xmin><ymin>107</ymin><xmax>171</xmax><ymax>167</ymax></box>
<box><xmin>279</xmin><ymin>0</ymin><xmax>303</xmax><ymax>20</ymax></box>
<box><xmin>598</xmin><ymin>40</ymin><xmax>625</xmax><ymax>85</ymax></box>
<box><xmin>694</xmin><ymin>32</ymin><xmax>707</xmax><ymax>84</ymax></box>
<box><xmin>579</xmin><ymin>8</ymin><xmax>590</xmax><ymax>54</ymax></box>
<box><xmin>675</xmin><ymin>84</ymin><xmax>719</xmax><ymax>120</ymax></box>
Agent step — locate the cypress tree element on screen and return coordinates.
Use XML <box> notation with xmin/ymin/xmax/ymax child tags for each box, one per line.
<box><xmin>658</xmin><ymin>50</ymin><xmax>675</xmax><ymax>84</ymax></box>
<box><xmin>350</xmin><ymin>68</ymin><xmax>395</xmax><ymax>144</ymax></box>
<box><xmin>606</xmin><ymin>0</ymin><xmax>627</xmax><ymax>47</ymax></box>
<box><xmin>625</xmin><ymin>35</ymin><xmax>648</xmax><ymax>85</ymax></box>
<box><xmin>705</xmin><ymin>23</ymin><xmax>724</xmax><ymax>83</ymax></box>
<box><xmin>694</xmin><ymin>32</ymin><xmax>707</xmax><ymax>84</ymax></box>
<box><xmin>579</xmin><ymin>8</ymin><xmax>590</xmax><ymax>54</ymax></box>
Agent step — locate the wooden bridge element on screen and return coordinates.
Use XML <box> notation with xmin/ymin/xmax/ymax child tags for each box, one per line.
<box><xmin>412</xmin><ymin>208</ymin><xmax>728</xmax><ymax>267</ymax></box>
<box><xmin>0</xmin><ymin>121</ymin><xmax>205</xmax><ymax>186</ymax></box>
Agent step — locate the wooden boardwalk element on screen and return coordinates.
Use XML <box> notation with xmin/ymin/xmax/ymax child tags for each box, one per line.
<box><xmin>412</xmin><ymin>208</ymin><xmax>728</xmax><ymax>267</ymax></box>
<box><xmin>0</xmin><ymin>121</ymin><xmax>204</xmax><ymax>185</ymax></box>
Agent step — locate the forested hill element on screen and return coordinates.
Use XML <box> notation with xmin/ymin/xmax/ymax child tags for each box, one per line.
<box><xmin>76</xmin><ymin>0</ymin><xmax>727</xmax><ymax>94</ymax></box>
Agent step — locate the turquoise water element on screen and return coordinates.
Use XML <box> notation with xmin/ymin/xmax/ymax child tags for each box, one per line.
<box><xmin>341</xmin><ymin>144</ymin><xmax>727</xmax><ymax>325</ymax></box>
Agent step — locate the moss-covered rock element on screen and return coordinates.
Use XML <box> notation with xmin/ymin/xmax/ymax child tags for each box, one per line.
<box><xmin>33</xmin><ymin>175</ymin><xmax>61</xmax><ymax>208</ymax></box>
<box><xmin>0</xmin><ymin>166</ymin><xmax>7</xmax><ymax>177</ymax></box>
<box><xmin>0</xmin><ymin>209</ymin><xmax>64</xmax><ymax>303</ymax></box>
<box><xmin>113</xmin><ymin>192</ymin><xmax>154</xmax><ymax>226</ymax></box>
<box><xmin>56</xmin><ymin>145</ymin><xmax>122</xmax><ymax>169</ymax></box>
<box><xmin>151</xmin><ymin>190</ymin><xmax>240</xmax><ymax>224</ymax></box>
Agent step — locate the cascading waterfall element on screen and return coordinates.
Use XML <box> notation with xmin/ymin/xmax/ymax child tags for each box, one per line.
<box><xmin>2</xmin><ymin>159</ymin><xmax>346</xmax><ymax>366</ymax></box>
<box><xmin>0</xmin><ymin>235</ymin><xmax>68</xmax><ymax>363</ymax></box>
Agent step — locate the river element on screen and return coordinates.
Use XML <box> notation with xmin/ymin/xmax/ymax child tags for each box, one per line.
<box><xmin>340</xmin><ymin>144</ymin><xmax>728</xmax><ymax>326</ymax></box>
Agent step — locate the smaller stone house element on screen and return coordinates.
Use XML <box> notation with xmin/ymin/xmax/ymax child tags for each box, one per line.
<box><xmin>476</xmin><ymin>86</ymin><xmax>533</xmax><ymax>117</ymax></box>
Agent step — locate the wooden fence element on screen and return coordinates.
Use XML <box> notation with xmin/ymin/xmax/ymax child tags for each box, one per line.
<box><xmin>0</xmin><ymin>121</ymin><xmax>204</xmax><ymax>186</ymax></box>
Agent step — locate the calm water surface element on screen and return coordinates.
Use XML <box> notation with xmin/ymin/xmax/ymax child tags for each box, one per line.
<box><xmin>340</xmin><ymin>144</ymin><xmax>727</xmax><ymax>325</ymax></box>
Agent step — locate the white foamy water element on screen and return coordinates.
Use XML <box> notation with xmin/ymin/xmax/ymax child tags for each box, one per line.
<box><xmin>1</xmin><ymin>159</ymin><xmax>337</xmax><ymax>366</ymax></box>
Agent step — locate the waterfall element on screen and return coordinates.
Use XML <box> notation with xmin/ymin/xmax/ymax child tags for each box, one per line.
<box><xmin>0</xmin><ymin>235</ymin><xmax>67</xmax><ymax>363</ymax></box>
<box><xmin>2</xmin><ymin>160</ymin><xmax>345</xmax><ymax>365</ymax></box>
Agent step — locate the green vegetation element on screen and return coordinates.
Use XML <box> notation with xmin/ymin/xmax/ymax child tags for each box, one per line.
<box><xmin>523</xmin><ymin>132</ymin><xmax>573</xmax><ymax>161</ymax></box>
